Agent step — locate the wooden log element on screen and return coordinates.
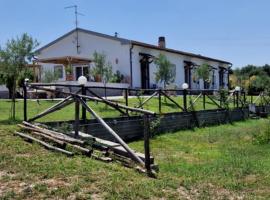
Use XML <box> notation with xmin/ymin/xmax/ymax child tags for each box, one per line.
<box><xmin>161</xmin><ymin>91</ymin><xmax>185</xmax><ymax>111</ymax></box>
<box><xmin>31</xmin><ymin>131</ymin><xmax>66</xmax><ymax>147</ymax></box>
<box><xmin>94</xmin><ymin>137</ymin><xmax>154</xmax><ymax>164</ymax></box>
<box><xmin>136</xmin><ymin>91</ymin><xmax>158</xmax><ymax>108</ymax></box>
<box><xmin>28</xmin><ymin>96</ymin><xmax>74</xmax><ymax>122</ymax></box>
<box><xmin>79</xmin><ymin>98</ymin><xmax>145</xmax><ymax>166</ymax></box>
<box><xmin>187</xmin><ymin>93</ymin><xmax>202</xmax><ymax>110</ymax></box>
<box><xmin>206</xmin><ymin>94</ymin><xmax>222</xmax><ymax>109</ymax></box>
<box><xmin>22</xmin><ymin>122</ymin><xmax>84</xmax><ymax>144</ymax></box>
<box><xmin>14</xmin><ymin>131</ymin><xmax>73</xmax><ymax>156</ymax></box>
<box><xmin>74</xmin><ymin>99</ymin><xmax>80</xmax><ymax>138</ymax></box>
<box><xmin>86</xmin><ymin>88</ymin><xmax>127</xmax><ymax>116</ymax></box>
<box><xmin>143</xmin><ymin>114</ymin><xmax>151</xmax><ymax>172</ymax></box>
<box><xmin>70</xmin><ymin>144</ymin><xmax>92</xmax><ymax>156</ymax></box>
<box><xmin>31</xmin><ymin>86</ymin><xmax>156</xmax><ymax>115</ymax></box>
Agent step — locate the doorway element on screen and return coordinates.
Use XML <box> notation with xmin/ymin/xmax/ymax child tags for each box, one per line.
<box><xmin>75</xmin><ymin>65</ymin><xmax>89</xmax><ymax>81</ymax></box>
<box><xmin>141</xmin><ymin>61</ymin><xmax>150</xmax><ymax>89</ymax></box>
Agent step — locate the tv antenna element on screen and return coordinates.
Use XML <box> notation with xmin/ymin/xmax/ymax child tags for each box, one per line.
<box><xmin>65</xmin><ymin>5</ymin><xmax>84</xmax><ymax>53</ymax></box>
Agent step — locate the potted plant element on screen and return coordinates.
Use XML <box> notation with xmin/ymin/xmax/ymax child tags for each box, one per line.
<box><xmin>65</xmin><ymin>64</ymin><xmax>74</xmax><ymax>81</ymax></box>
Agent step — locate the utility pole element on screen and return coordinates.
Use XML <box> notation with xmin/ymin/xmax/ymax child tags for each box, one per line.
<box><xmin>65</xmin><ymin>5</ymin><xmax>84</xmax><ymax>54</ymax></box>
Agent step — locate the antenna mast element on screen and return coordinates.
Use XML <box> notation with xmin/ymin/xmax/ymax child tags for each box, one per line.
<box><xmin>65</xmin><ymin>5</ymin><xmax>84</xmax><ymax>54</ymax></box>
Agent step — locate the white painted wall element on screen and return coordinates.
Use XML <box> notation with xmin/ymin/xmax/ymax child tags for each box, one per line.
<box><xmin>38</xmin><ymin>30</ymin><xmax>131</xmax><ymax>82</ymax></box>
<box><xmin>38</xmin><ymin>29</ymin><xmax>230</xmax><ymax>90</ymax></box>
<box><xmin>131</xmin><ymin>45</ymin><xmax>230</xmax><ymax>89</ymax></box>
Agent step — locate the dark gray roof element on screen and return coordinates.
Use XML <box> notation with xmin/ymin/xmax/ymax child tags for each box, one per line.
<box><xmin>36</xmin><ymin>28</ymin><xmax>232</xmax><ymax>65</ymax></box>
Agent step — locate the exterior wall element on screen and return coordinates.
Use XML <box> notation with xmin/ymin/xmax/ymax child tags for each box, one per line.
<box><xmin>131</xmin><ymin>46</ymin><xmax>185</xmax><ymax>88</ymax></box>
<box><xmin>131</xmin><ymin>45</ymin><xmax>230</xmax><ymax>89</ymax></box>
<box><xmin>38</xmin><ymin>31</ymin><xmax>131</xmax><ymax>82</ymax></box>
<box><xmin>38</xmin><ymin>29</ymin><xmax>230</xmax><ymax>89</ymax></box>
<box><xmin>0</xmin><ymin>85</ymin><xmax>9</xmax><ymax>99</ymax></box>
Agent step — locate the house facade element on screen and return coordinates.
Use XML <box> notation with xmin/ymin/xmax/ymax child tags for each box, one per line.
<box><xmin>35</xmin><ymin>28</ymin><xmax>232</xmax><ymax>89</ymax></box>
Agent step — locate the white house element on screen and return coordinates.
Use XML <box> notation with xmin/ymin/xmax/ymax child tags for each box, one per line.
<box><xmin>35</xmin><ymin>28</ymin><xmax>232</xmax><ymax>90</ymax></box>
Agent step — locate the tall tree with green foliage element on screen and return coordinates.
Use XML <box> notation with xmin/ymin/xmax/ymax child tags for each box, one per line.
<box><xmin>91</xmin><ymin>51</ymin><xmax>113</xmax><ymax>98</ymax></box>
<box><xmin>154</xmin><ymin>53</ymin><xmax>175</xmax><ymax>89</ymax></box>
<box><xmin>91</xmin><ymin>51</ymin><xmax>113</xmax><ymax>83</ymax></box>
<box><xmin>194</xmin><ymin>63</ymin><xmax>211</xmax><ymax>89</ymax></box>
<box><xmin>232</xmin><ymin>64</ymin><xmax>270</xmax><ymax>93</ymax></box>
<box><xmin>0</xmin><ymin>33</ymin><xmax>39</xmax><ymax>120</ymax></box>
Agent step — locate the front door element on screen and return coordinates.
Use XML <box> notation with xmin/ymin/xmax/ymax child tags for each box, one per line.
<box><xmin>141</xmin><ymin>61</ymin><xmax>150</xmax><ymax>89</ymax></box>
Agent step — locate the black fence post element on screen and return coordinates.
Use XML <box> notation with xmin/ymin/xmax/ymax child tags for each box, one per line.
<box><xmin>236</xmin><ymin>91</ymin><xmax>239</xmax><ymax>108</ymax></box>
<box><xmin>203</xmin><ymin>91</ymin><xmax>206</xmax><ymax>110</ymax></box>
<box><xmin>233</xmin><ymin>92</ymin><xmax>236</xmax><ymax>108</ymax></box>
<box><xmin>243</xmin><ymin>91</ymin><xmax>246</xmax><ymax>105</ymax></box>
<box><xmin>23</xmin><ymin>80</ymin><xmax>28</xmax><ymax>121</ymax></box>
<box><xmin>158</xmin><ymin>89</ymin><xmax>161</xmax><ymax>114</ymax></box>
<box><xmin>81</xmin><ymin>85</ymin><xmax>86</xmax><ymax>122</ymax></box>
<box><xmin>183</xmin><ymin>89</ymin><xmax>187</xmax><ymax>111</ymax></box>
<box><xmin>125</xmin><ymin>88</ymin><xmax>129</xmax><ymax>115</ymax></box>
<box><xmin>74</xmin><ymin>98</ymin><xmax>80</xmax><ymax>138</ymax></box>
<box><xmin>143</xmin><ymin>114</ymin><xmax>151</xmax><ymax>174</ymax></box>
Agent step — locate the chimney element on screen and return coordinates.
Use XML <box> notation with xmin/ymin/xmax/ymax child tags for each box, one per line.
<box><xmin>158</xmin><ymin>36</ymin><xmax>166</xmax><ymax>48</ymax></box>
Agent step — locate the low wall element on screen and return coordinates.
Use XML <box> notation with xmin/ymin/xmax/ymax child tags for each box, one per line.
<box><xmin>45</xmin><ymin>107</ymin><xmax>250</xmax><ymax>142</ymax></box>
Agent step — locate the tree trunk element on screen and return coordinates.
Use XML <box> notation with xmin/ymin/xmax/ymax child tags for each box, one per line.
<box><xmin>10</xmin><ymin>79</ymin><xmax>16</xmax><ymax>120</ymax></box>
<box><xmin>163</xmin><ymin>81</ymin><xmax>167</xmax><ymax>103</ymax></box>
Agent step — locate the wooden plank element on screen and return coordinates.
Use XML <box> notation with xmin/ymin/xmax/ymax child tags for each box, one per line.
<box><xmin>22</xmin><ymin>122</ymin><xmax>84</xmax><ymax>144</ymax></box>
<box><xmin>14</xmin><ymin>131</ymin><xmax>73</xmax><ymax>156</ymax></box>
<box><xmin>31</xmin><ymin>131</ymin><xmax>66</xmax><ymax>147</ymax></box>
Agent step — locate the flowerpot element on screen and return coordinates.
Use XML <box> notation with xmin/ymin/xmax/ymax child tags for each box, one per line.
<box><xmin>95</xmin><ymin>74</ymin><xmax>101</xmax><ymax>82</ymax></box>
<box><xmin>66</xmin><ymin>74</ymin><xmax>74</xmax><ymax>81</ymax></box>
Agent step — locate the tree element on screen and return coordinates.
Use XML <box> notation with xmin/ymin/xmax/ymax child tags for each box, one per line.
<box><xmin>154</xmin><ymin>53</ymin><xmax>175</xmax><ymax>89</ymax></box>
<box><xmin>91</xmin><ymin>51</ymin><xmax>113</xmax><ymax>98</ymax></box>
<box><xmin>0</xmin><ymin>33</ymin><xmax>39</xmax><ymax>120</ymax></box>
<box><xmin>91</xmin><ymin>51</ymin><xmax>113</xmax><ymax>82</ymax></box>
<box><xmin>194</xmin><ymin>63</ymin><xmax>211</xmax><ymax>89</ymax></box>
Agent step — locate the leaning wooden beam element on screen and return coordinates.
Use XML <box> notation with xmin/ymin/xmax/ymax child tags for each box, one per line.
<box><xmin>253</xmin><ymin>93</ymin><xmax>262</xmax><ymax>104</ymax></box>
<box><xmin>70</xmin><ymin>144</ymin><xmax>92</xmax><ymax>155</ymax></box>
<box><xmin>187</xmin><ymin>93</ymin><xmax>202</xmax><ymax>110</ymax></box>
<box><xmin>14</xmin><ymin>131</ymin><xmax>74</xmax><ymax>156</ymax></box>
<box><xmin>79</xmin><ymin>97</ymin><xmax>145</xmax><ymax>166</ymax></box>
<box><xmin>31</xmin><ymin>131</ymin><xmax>66</xmax><ymax>147</ymax></box>
<box><xmin>20</xmin><ymin>124</ymin><xmax>82</xmax><ymax>144</ymax></box>
<box><xmin>31</xmin><ymin>86</ymin><xmax>156</xmax><ymax>116</ymax></box>
<box><xmin>22</xmin><ymin>121</ymin><xmax>84</xmax><ymax>144</ymax></box>
<box><xmin>86</xmin><ymin>88</ymin><xmax>128</xmax><ymax>116</ymax></box>
<box><xmin>94</xmin><ymin>140</ymin><xmax>154</xmax><ymax>164</ymax></box>
<box><xmin>161</xmin><ymin>91</ymin><xmax>185</xmax><ymax>111</ymax></box>
<box><xmin>136</xmin><ymin>91</ymin><xmax>158</xmax><ymax>108</ymax></box>
<box><xmin>28</xmin><ymin>98</ymin><xmax>74</xmax><ymax>122</ymax></box>
<box><xmin>206</xmin><ymin>94</ymin><xmax>222</xmax><ymax>109</ymax></box>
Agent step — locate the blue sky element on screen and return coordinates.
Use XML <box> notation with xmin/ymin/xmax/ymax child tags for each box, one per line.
<box><xmin>0</xmin><ymin>0</ymin><xmax>270</xmax><ymax>68</ymax></box>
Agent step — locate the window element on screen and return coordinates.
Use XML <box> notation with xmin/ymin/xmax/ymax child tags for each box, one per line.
<box><xmin>54</xmin><ymin>65</ymin><xmax>63</xmax><ymax>79</ymax></box>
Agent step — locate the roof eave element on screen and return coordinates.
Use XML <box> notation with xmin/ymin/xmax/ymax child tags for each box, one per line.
<box><xmin>131</xmin><ymin>41</ymin><xmax>232</xmax><ymax>65</ymax></box>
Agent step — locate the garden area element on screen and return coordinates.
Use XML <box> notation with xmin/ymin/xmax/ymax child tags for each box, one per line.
<box><xmin>1</xmin><ymin>107</ymin><xmax>270</xmax><ymax>199</ymax></box>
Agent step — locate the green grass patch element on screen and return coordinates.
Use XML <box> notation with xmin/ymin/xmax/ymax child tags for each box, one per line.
<box><xmin>1</xmin><ymin>119</ymin><xmax>270</xmax><ymax>199</ymax></box>
<box><xmin>0</xmin><ymin>95</ymin><xmax>247</xmax><ymax>123</ymax></box>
